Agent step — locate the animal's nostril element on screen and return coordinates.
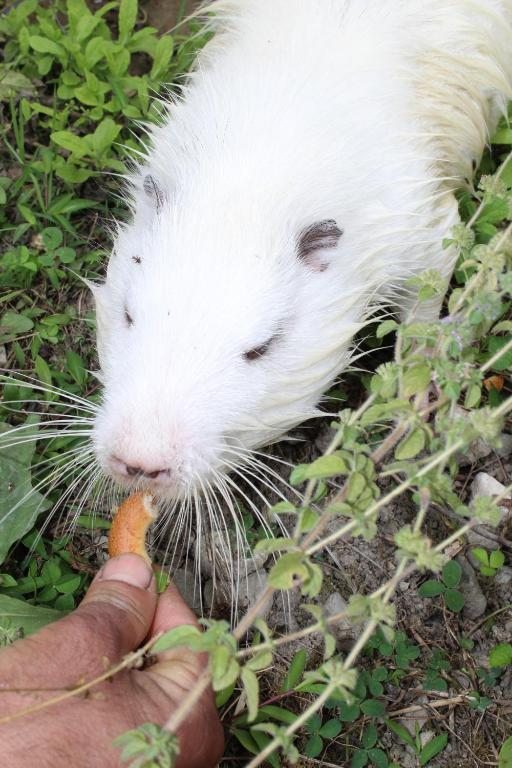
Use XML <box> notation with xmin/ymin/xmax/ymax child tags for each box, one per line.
<box><xmin>146</xmin><ymin>469</ymin><xmax>160</xmax><ymax>479</ymax></box>
<box><xmin>126</xmin><ymin>465</ymin><xmax>142</xmax><ymax>476</ymax></box>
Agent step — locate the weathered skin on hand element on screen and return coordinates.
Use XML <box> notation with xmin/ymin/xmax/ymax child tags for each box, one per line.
<box><xmin>0</xmin><ymin>555</ymin><xmax>224</xmax><ymax>768</ymax></box>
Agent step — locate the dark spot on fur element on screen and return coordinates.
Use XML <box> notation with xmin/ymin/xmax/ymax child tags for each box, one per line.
<box><xmin>296</xmin><ymin>219</ymin><xmax>343</xmax><ymax>271</ymax></box>
<box><xmin>244</xmin><ymin>337</ymin><xmax>274</xmax><ymax>361</ymax></box>
<box><xmin>124</xmin><ymin>308</ymin><xmax>134</xmax><ymax>327</ymax></box>
<box><xmin>132</xmin><ymin>255</ymin><xmax>142</xmax><ymax>264</ymax></box>
<box><xmin>143</xmin><ymin>174</ymin><xmax>166</xmax><ymax>212</ymax></box>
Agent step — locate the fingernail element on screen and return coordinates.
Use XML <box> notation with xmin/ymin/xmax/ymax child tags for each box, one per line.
<box><xmin>97</xmin><ymin>554</ymin><xmax>153</xmax><ymax>589</ymax></box>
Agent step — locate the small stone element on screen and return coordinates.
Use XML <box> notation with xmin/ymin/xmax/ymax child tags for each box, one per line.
<box><xmin>495</xmin><ymin>567</ymin><xmax>512</xmax><ymax>587</ymax></box>
<box><xmin>173</xmin><ymin>566</ymin><xmax>203</xmax><ymax>615</ymax></box>
<box><xmin>398</xmin><ymin>695</ymin><xmax>430</xmax><ymax>735</ymax></box>
<box><xmin>399</xmin><ymin>581</ymin><xmax>410</xmax><ymax>592</ymax></box>
<box><xmin>419</xmin><ymin>729</ymin><xmax>435</xmax><ymax>748</ymax></box>
<box><xmin>457</xmin><ymin>555</ymin><xmax>487</xmax><ymax>620</ymax></box>
<box><xmin>0</xmin><ymin>346</ymin><xmax>6</xmax><ymax>367</ymax></box>
<box><xmin>323</xmin><ymin>592</ymin><xmax>358</xmax><ymax>649</ymax></box>
<box><xmin>197</xmin><ymin>530</ymin><xmax>267</xmax><ymax>578</ymax></box>
<box><xmin>471</xmin><ymin>472</ymin><xmax>509</xmax><ymax>513</ymax></box>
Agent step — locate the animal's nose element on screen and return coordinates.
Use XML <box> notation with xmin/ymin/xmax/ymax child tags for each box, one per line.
<box><xmin>124</xmin><ymin>464</ymin><xmax>169</xmax><ymax>480</ymax></box>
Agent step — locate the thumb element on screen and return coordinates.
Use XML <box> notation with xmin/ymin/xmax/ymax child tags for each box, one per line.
<box><xmin>78</xmin><ymin>553</ymin><xmax>157</xmax><ymax>659</ymax></box>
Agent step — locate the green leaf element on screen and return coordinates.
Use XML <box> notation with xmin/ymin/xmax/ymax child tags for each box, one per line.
<box><xmin>376</xmin><ymin>319</ymin><xmax>398</xmax><ymax>338</ymax></box>
<box><xmin>55</xmin><ymin>574</ymin><xmax>81</xmax><ymax>594</ymax></box>
<box><xmin>118</xmin><ymin>0</ymin><xmax>137</xmax><ymax>43</ymax></box>
<box><xmin>368</xmin><ymin>748</ymin><xmax>389</xmax><ymax>768</ymax></box>
<box><xmin>303</xmin><ymin>454</ymin><xmax>349</xmax><ymax>480</ymax></box>
<box><xmin>444</xmin><ymin>588</ymin><xmax>465</xmax><ymax>613</ymax></box>
<box><xmin>486</xmin><ymin>336</ymin><xmax>512</xmax><ymax>371</ymax></box>
<box><xmin>352</xmin><ymin>749</ymin><xmax>369</xmax><ymax>768</ymax></box>
<box><xmin>0</xmin><ymin>595</ymin><xmax>63</xmax><ymax>636</ymax></box>
<box><xmin>319</xmin><ymin>718</ymin><xmax>342</xmax><ymax>739</ymax></box>
<box><xmin>66</xmin><ymin>350</ymin><xmax>87</xmax><ymax>387</ymax></box>
<box><xmin>499</xmin><ymin>736</ymin><xmax>512</xmax><ymax>768</ymax></box>
<box><xmin>489</xmin><ymin>550</ymin><xmax>505</xmax><ymax>569</ymax></box>
<box><xmin>385</xmin><ymin>719</ymin><xmax>416</xmax><ymax>751</ymax></box>
<box><xmin>470</xmin><ymin>547</ymin><xmax>489</xmax><ymax>567</ymax></box>
<box><xmin>151</xmin><ymin>625</ymin><xmax>202</xmax><ymax>654</ymax></box>
<box><xmin>360</xmin><ymin>699</ymin><xmax>386</xmax><ymax>717</ymax></box>
<box><xmin>418</xmin><ymin>580</ymin><xmax>444</xmax><ymax>598</ymax></box>
<box><xmin>395</xmin><ymin>427</ymin><xmax>425</xmax><ymax>460</ymax></box>
<box><xmin>362</xmin><ymin>724</ymin><xmax>378</xmax><ymax>749</ymax></box>
<box><xmin>267</xmin><ymin>552</ymin><xmax>308</xmax><ymax>590</ymax></box>
<box><xmin>151</xmin><ymin>35</ymin><xmax>174</xmax><ymax>78</ymax></box>
<box><xmin>441</xmin><ymin>560</ymin><xmax>462</xmax><ymax>588</ymax></box>
<box><xmin>304</xmin><ymin>734</ymin><xmax>323</xmax><ymax>758</ymax></box>
<box><xmin>402</xmin><ymin>363</ymin><xmax>431</xmax><ymax>397</ymax></box>
<box><xmin>42</xmin><ymin>226</ymin><xmax>63</xmax><ymax>250</ymax></box>
<box><xmin>419</xmin><ymin>732</ymin><xmax>448</xmax><ymax>765</ymax></box>
<box><xmin>28</xmin><ymin>35</ymin><xmax>65</xmax><ymax>57</ymax></box>
<box><xmin>91</xmin><ymin>118</ymin><xmax>121</xmax><ymax>158</ymax></box>
<box><xmin>0</xmin><ymin>418</ymin><xmax>51</xmax><ymax>564</ymax></box>
<box><xmin>51</xmin><ymin>131</ymin><xmax>88</xmax><ymax>158</ymax></box>
<box><xmin>489</xmin><ymin>643</ymin><xmax>512</xmax><ymax>668</ymax></box>
<box><xmin>493</xmin><ymin>128</ymin><xmax>512</xmax><ymax>144</ymax></box>
<box><xmin>0</xmin><ymin>311</ymin><xmax>34</xmax><ymax>343</ymax></box>
<box><xmin>281</xmin><ymin>648</ymin><xmax>308</xmax><ymax>691</ymax></box>
<box><xmin>241</xmin><ymin>667</ymin><xmax>259</xmax><ymax>723</ymax></box>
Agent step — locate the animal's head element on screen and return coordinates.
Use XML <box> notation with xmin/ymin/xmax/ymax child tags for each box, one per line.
<box><xmin>92</xmin><ymin>174</ymin><xmax>362</xmax><ymax>499</ymax></box>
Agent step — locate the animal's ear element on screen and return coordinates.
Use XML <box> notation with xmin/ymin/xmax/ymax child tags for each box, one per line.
<box><xmin>142</xmin><ymin>174</ymin><xmax>167</xmax><ymax>213</ymax></box>
<box><xmin>296</xmin><ymin>219</ymin><xmax>343</xmax><ymax>272</ymax></box>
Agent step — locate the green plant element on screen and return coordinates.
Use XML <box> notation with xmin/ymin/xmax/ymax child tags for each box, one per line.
<box><xmin>418</xmin><ymin>559</ymin><xmax>465</xmax><ymax>613</ymax></box>
<box><xmin>471</xmin><ymin>546</ymin><xmax>506</xmax><ymax>576</ymax></box>
<box><xmin>489</xmin><ymin>642</ymin><xmax>512</xmax><ymax>669</ymax></box>
<box><xmin>385</xmin><ymin>720</ymin><xmax>448</xmax><ymax>766</ymax></box>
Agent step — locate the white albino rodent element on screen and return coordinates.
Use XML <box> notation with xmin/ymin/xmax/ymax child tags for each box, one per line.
<box><xmin>92</xmin><ymin>0</ymin><xmax>512</xmax><ymax>499</ymax></box>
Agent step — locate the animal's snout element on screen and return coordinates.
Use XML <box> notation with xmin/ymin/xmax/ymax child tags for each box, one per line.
<box><xmin>109</xmin><ymin>455</ymin><xmax>171</xmax><ymax>483</ymax></box>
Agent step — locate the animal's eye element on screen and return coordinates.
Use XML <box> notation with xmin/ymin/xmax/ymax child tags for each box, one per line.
<box><xmin>124</xmin><ymin>307</ymin><xmax>134</xmax><ymax>327</ymax></box>
<box><xmin>243</xmin><ymin>337</ymin><xmax>274</xmax><ymax>361</ymax></box>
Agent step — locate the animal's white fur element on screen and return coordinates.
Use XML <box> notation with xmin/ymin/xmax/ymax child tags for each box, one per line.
<box><xmin>93</xmin><ymin>0</ymin><xmax>512</xmax><ymax>496</ymax></box>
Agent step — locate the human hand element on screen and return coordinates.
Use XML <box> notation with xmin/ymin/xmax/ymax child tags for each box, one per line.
<box><xmin>0</xmin><ymin>554</ymin><xmax>224</xmax><ymax>767</ymax></box>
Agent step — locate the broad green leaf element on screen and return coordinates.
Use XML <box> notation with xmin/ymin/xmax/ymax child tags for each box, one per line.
<box><xmin>492</xmin><ymin>128</ymin><xmax>512</xmax><ymax>144</ymax></box>
<box><xmin>28</xmin><ymin>35</ymin><xmax>65</xmax><ymax>57</ymax></box>
<box><xmin>303</xmin><ymin>454</ymin><xmax>349</xmax><ymax>480</ymax></box>
<box><xmin>368</xmin><ymin>748</ymin><xmax>389</xmax><ymax>768</ymax></box>
<box><xmin>489</xmin><ymin>643</ymin><xmax>512</xmax><ymax>668</ymax></box>
<box><xmin>267</xmin><ymin>552</ymin><xmax>308</xmax><ymax>590</ymax></box>
<box><xmin>486</xmin><ymin>336</ymin><xmax>512</xmax><ymax>372</ymax></box>
<box><xmin>319</xmin><ymin>718</ymin><xmax>342</xmax><ymax>739</ymax></box>
<box><xmin>0</xmin><ymin>311</ymin><xmax>34</xmax><ymax>343</ymax></box>
<box><xmin>362</xmin><ymin>724</ymin><xmax>378</xmax><ymax>749</ymax></box>
<box><xmin>376</xmin><ymin>319</ymin><xmax>398</xmax><ymax>339</ymax></box>
<box><xmin>51</xmin><ymin>130</ymin><xmax>88</xmax><ymax>158</ymax></box>
<box><xmin>360</xmin><ymin>699</ymin><xmax>386</xmax><ymax>717</ymax></box>
<box><xmin>304</xmin><ymin>733</ymin><xmax>323</xmax><ymax>758</ymax></box>
<box><xmin>470</xmin><ymin>547</ymin><xmax>489</xmax><ymax>567</ymax></box>
<box><xmin>241</xmin><ymin>667</ymin><xmax>259</xmax><ymax>723</ymax></box>
<box><xmin>66</xmin><ymin>350</ymin><xmax>87</xmax><ymax>387</ymax></box>
<box><xmin>444</xmin><ymin>588</ymin><xmax>465</xmax><ymax>612</ymax></box>
<box><xmin>118</xmin><ymin>0</ymin><xmax>137</xmax><ymax>43</ymax></box>
<box><xmin>499</xmin><ymin>736</ymin><xmax>512</xmax><ymax>768</ymax></box>
<box><xmin>0</xmin><ymin>417</ymin><xmax>51</xmax><ymax>564</ymax></box>
<box><xmin>0</xmin><ymin>595</ymin><xmax>63</xmax><ymax>636</ymax></box>
<box><xmin>151</xmin><ymin>625</ymin><xmax>202</xmax><ymax>654</ymax></box>
<box><xmin>352</xmin><ymin>749</ymin><xmax>369</xmax><ymax>768</ymax></box>
<box><xmin>419</xmin><ymin>732</ymin><xmax>448</xmax><ymax>765</ymax></box>
<box><xmin>441</xmin><ymin>559</ymin><xmax>462</xmax><ymax>588</ymax></box>
<box><xmin>489</xmin><ymin>550</ymin><xmax>505</xmax><ymax>569</ymax></box>
<box><xmin>402</xmin><ymin>363</ymin><xmax>431</xmax><ymax>398</ymax></box>
<box><xmin>0</xmin><ymin>69</ymin><xmax>34</xmax><ymax>100</ymax></box>
<box><xmin>151</xmin><ymin>35</ymin><xmax>174</xmax><ymax>78</ymax></box>
<box><xmin>395</xmin><ymin>427</ymin><xmax>425</xmax><ymax>460</ymax></box>
<box><xmin>55</xmin><ymin>574</ymin><xmax>81</xmax><ymax>594</ymax></box>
